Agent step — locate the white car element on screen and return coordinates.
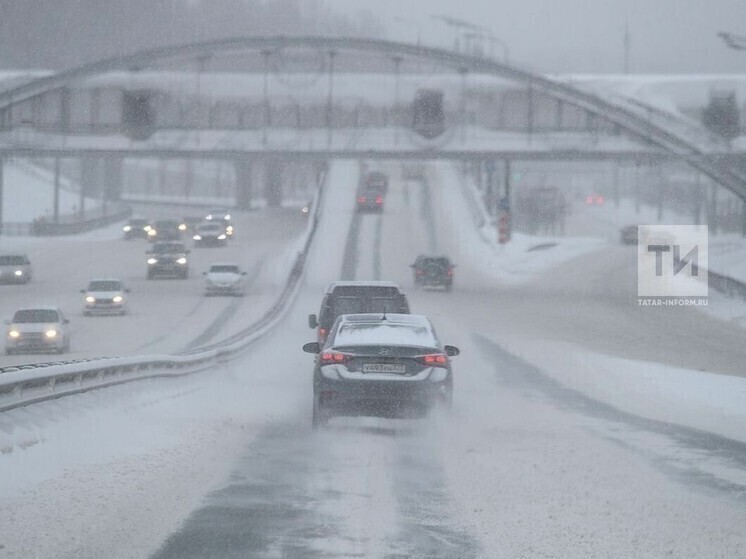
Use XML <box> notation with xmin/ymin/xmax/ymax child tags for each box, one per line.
<box><xmin>81</xmin><ymin>278</ymin><xmax>129</xmax><ymax>316</ymax></box>
<box><xmin>5</xmin><ymin>307</ymin><xmax>70</xmax><ymax>355</ymax></box>
<box><xmin>203</xmin><ymin>263</ymin><xmax>247</xmax><ymax>296</ymax></box>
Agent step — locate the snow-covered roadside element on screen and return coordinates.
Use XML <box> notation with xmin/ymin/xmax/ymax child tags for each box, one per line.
<box><xmin>491</xmin><ymin>335</ymin><xmax>746</xmax><ymax>445</ymax></box>
<box><xmin>435</xmin><ymin>159</ymin><xmax>746</xmax><ymax>444</ymax></box>
<box><xmin>1</xmin><ymin>160</ymin><xmax>101</xmax><ymax>223</ymax></box>
<box><xmin>0</xmin><ymin>356</ymin><xmax>303</xmax><ymax>559</ymax></box>
<box><xmin>429</xmin><ymin>162</ymin><xmax>606</xmax><ymax>286</ymax></box>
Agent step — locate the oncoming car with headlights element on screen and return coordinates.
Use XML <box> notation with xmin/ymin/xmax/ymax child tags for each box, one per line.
<box><xmin>0</xmin><ymin>253</ymin><xmax>32</xmax><ymax>284</ymax></box>
<box><xmin>203</xmin><ymin>263</ymin><xmax>248</xmax><ymax>296</ymax></box>
<box><xmin>193</xmin><ymin>222</ymin><xmax>228</xmax><ymax>247</ymax></box>
<box><xmin>5</xmin><ymin>307</ymin><xmax>70</xmax><ymax>355</ymax></box>
<box><xmin>303</xmin><ymin>313</ymin><xmax>459</xmax><ymax>428</ymax></box>
<box><xmin>81</xmin><ymin>278</ymin><xmax>129</xmax><ymax>315</ymax></box>
<box><xmin>146</xmin><ymin>242</ymin><xmax>190</xmax><ymax>279</ymax></box>
<box><xmin>122</xmin><ymin>218</ymin><xmax>151</xmax><ymax>240</ymax></box>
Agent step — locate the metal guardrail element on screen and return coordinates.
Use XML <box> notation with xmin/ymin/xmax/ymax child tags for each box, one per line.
<box><xmin>708</xmin><ymin>269</ymin><xmax>746</xmax><ymax>301</ymax></box>
<box><xmin>31</xmin><ymin>203</ymin><xmax>132</xmax><ymax>235</ymax></box>
<box><xmin>0</xmin><ymin>166</ymin><xmax>327</xmax><ymax>413</ymax></box>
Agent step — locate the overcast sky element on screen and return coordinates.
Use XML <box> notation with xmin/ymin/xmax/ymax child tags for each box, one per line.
<box><xmin>324</xmin><ymin>0</ymin><xmax>746</xmax><ymax>74</ymax></box>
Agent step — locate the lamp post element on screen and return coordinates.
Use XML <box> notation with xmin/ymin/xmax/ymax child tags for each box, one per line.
<box><xmin>716</xmin><ymin>31</ymin><xmax>746</xmax><ymax>236</ymax></box>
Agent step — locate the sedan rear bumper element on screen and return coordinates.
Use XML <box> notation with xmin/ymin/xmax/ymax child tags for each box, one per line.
<box><xmin>316</xmin><ymin>377</ymin><xmax>449</xmax><ymax>418</ymax></box>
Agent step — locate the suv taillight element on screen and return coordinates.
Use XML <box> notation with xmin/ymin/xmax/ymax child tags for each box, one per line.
<box><xmin>416</xmin><ymin>353</ymin><xmax>448</xmax><ymax>368</ymax></box>
<box><xmin>320</xmin><ymin>351</ymin><xmax>352</xmax><ymax>365</ymax></box>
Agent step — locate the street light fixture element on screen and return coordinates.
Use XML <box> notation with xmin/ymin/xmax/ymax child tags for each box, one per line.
<box><xmin>717</xmin><ymin>31</ymin><xmax>746</xmax><ymax>237</ymax></box>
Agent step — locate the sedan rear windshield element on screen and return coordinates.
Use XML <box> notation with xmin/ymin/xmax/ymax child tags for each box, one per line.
<box><xmin>333</xmin><ymin>322</ymin><xmax>436</xmax><ymax>347</ymax></box>
<box><xmin>88</xmin><ymin>280</ymin><xmax>122</xmax><ymax>291</ymax></box>
<box><xmin>152</xmin><ymin>243</ymin><xmax>185</xmax><ymax>253</ymax></box>
<box><xmin>209</xmin><ymin>265</ymin><xmax>239</xmax><ymax>274</ymax></box>
<box><xmin>12</xmin><ymin>309</ymin><xmax>60</xmax><ymax>323</ymax></box>
<box><xmin>0</xmin><ymin>255</ymin><xmax>28</xmax><ymax>265</ymax></box>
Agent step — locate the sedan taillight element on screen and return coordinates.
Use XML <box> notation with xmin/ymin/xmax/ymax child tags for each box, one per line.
<box><xmin>320</xmin><ymin>351</ymin><xmax>352</xmax><ymax>365</ymax></box>
<box><xmin>416</xmin><ymin>353</ymin><xmax>448</xmax><ymax>368</ymax></box>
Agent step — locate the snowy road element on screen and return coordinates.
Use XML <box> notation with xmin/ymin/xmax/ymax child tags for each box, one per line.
<box><xmin>0</xmin><ymin>207</ymin><xmax>306</xmax><ymax>367</ymax></box>
<box><xmin>1</xmin><ymin>162</ymin><xmax>745</xmax><ymax>557</ymax></box>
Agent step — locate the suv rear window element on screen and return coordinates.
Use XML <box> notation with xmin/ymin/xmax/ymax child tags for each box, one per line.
<box><xmin>88</xmin><ymin>280</ymin><xmax>122</xmax><ymax>291</ymax></box>
<box><xmin>152</xmin><ymin>243</ymin><xmax>186</xmax><ymax>253</ymax></box>
<box><xmin>319</xmin><ymin>286</ymin><xmax>409</xmax><ymax>328</ymax></box>
<box><xmin>13</xmin><ymin>309</ymin><xmax>60</xmax><ymax>323</ymax></box>
<box><xmin>0</xmin><ymin>255</ymin><xmax>28</xmax><ymax>265</ymax></box>
<box><xmin>209</xmin><ymin>265</ymin><xmax>239</xmax><ymax>274</ymax></box>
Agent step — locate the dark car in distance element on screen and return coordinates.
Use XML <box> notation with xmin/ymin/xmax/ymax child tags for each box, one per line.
<box><xmin>620</xmin><ymin>225</ymin><xmax>638</xmax><ymax>245</ymax></box>
<box><xmin>146</xmin><ymin>242</ymin><xmax>190</xmax><ymax>279</ymax></box>
<box><xmin>148</xmin><ymin>219</ymin><xmax>182</xmax><ymax>243</ymax></box>
<box><xmin>122</xmin><ymin>218</ymin><xmax>151</xmax><ymax>240</ymax></box>
<box><xmin>303</xmin><ymin>313</ymin><xmax>459</xmax><ymax>427</ymax></box>
<box><xmin>308</xmin><ymin>281</ymin><xmax>410</xmax><ymax>344</ymax></box>
<box><xmin>411</xmin><ymin>255</ymin><xmax>455</xmax><ymax>291</ymax></box>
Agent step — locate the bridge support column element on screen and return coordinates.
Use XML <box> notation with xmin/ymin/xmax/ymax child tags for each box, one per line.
<box><xmin>265</xmin><ymin>157</ymin><xmax>283</xmax><ymax>208</ymax></box>
<box><xmin>80</xmin><ymin>156</ymin><xmax>100</xmax><ymax>219</ymax></box>
<box><xmin>708</xmin><ymin>182</ymin><xmax>718</xmax><ymax>235</ymax></box>
<box><xmin>53</xmin><ymin>157</ymin><xmax>61</xmax><ymax>224</ymax></box>
<box><xmin>104</xmin><ymin>157</ymin><xmax>123</xmax><ymax>203</ymax></box>
<box><xmin>235</xmin><ymin>158</ymin><xmax>253</xmax><ymax>211</ymax></box>
<box><xmin>0</xmin><ymin>158</ymin><xmax>4</xmax><ymax>235</ymax></box>
<box><xmin>613</xmin><ymin>165</ymin><xmax>620</xmax><ymax>208</ymax></box>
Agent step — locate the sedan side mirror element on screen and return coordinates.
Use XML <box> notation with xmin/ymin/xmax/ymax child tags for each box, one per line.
<box><xmin>444</xmin><ymin>345</ymin><xmax>460</xmax><ymax>357</ymax></box>
<box><xmin>303</xmin><ymin>342</ymin><xmax>320</xmax><ymax>354</ymax></box>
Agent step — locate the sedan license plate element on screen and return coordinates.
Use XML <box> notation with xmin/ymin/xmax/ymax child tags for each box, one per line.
<box><xmin>362</xmin><ymin>363</ymin><xmax>406</xmax><ymax>374</ymax></box>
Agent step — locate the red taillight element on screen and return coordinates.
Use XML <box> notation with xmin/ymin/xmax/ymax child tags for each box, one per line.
<box><xmin>585</xmin><ymin>196</ymin><xmax>593</xmax><ymax>205</ymax></box>
<box><xmin>321</xmin><ymin>351</ymin><xmax>352</xmax><ymax>365</ymax></box>
<box><xmin>596</xmin><ymin>196</ymin><xmax>604</xmax><ymax>205</ymax></box>
<box><xmin>357</xmin><ymin>196</ymin><xmax>367</xmax><ymax>203</ymax></box>
<box><xmin>415</xmin><ymin>269</ymin><xmax>424</xmax><ymax>275</ymax></box>
<box><xmin>447</xmin><ymin>268</ymin><xmax>454</xmax><ymax>276</ymax></box>
<box><xmin>375</xmin><ymin>196</ymin><xmax>383</xmax><ymax>204</ymax></box>
<box><xmin>417</xmin><ymin>353</ymin><xmax>448</xmax><ymax>367</ymax></box>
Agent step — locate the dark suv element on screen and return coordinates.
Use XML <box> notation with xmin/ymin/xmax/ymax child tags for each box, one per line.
<box><xmin>411</xmin><ymin>255</ymin><xmax>455</xmax><ymax>291</ymax></box>
<box><xmin>308</xmin><ymin>281</ymin><xmax>410</xmax><ymax>343</ymax></box>
<box><xmin>148</xmin><ymin>219</ymin><xmax>182</xmax><ymax>243</ymax></box>
<box><xmin>146</xmin><ymin>242</ymin><xmax>190</xmax><ymax>279</ymax></box>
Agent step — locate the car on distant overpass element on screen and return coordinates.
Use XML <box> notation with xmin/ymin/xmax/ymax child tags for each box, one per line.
<box><xmin>303</xmin><ymin>312</ymin><xmax>459</xmax><ymax>427</ymax></box>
